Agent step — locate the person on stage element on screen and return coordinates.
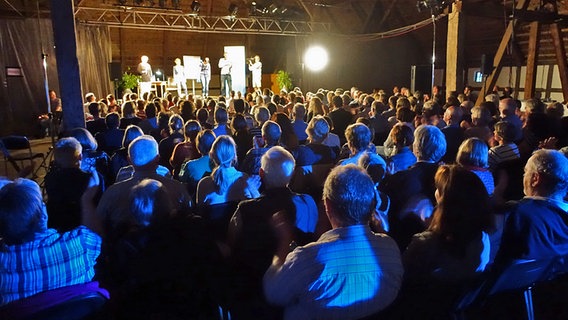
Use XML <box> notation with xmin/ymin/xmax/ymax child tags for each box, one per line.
<box><xmin>248</xmin><ymin>55</ymin><xmax>262</xmax><ymax>94</ymax></box>
<box><xmin>173</xmin><ymin>58</ymin><xmax>187</xmax><ymax>97</ymax></box>
<box><xmin>218</xmin><ymin>52</ymin><xmax>232</xmax><ymax>98</ymax></box>
<box><xmin>137</xmin><ymin>55</ymin><xmax>153</xmax><ymax>97</ymax></box>
<box><xmin>200</xmin><ymin>57</ymin><xmax>211</xmax><ymax>98</ymax></box>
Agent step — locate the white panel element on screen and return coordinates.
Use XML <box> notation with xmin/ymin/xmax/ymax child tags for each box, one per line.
<box><xmin>224</xmin><ymin>46</ymin><xmax>246</xmax><ymax>95</ymax></box>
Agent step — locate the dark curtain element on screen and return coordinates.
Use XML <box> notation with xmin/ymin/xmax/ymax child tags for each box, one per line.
<box><xmin>76</xmin><ymin>24</ymin><xmax>113</xmax><ymax>104</ymax></box>
<box><xmin>0</xmin><ymin>19</ymin><xmax>112</xmax><ymax>137</ymax></box>
<box><xmin>0</xmin><ymin>18</ymin><xmax>57</xmax><ymax>137</ymax></box>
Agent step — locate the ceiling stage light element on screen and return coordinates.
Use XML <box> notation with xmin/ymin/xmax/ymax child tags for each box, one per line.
<box><xmin>228</xmin><ymin>3</ymin><xmax>238</xmax><ymax>16</ymax></box>
<box><xmin>304</xmin><ymin>46</ymin><xmax>328</xmax><ymax>72</ymax></box>
<box><xmin>190</xmin><ymin>1</ymin><xmax>200</xmax><ymax>13</ymax></box>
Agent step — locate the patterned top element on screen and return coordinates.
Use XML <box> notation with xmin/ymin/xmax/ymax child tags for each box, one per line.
<box><xmin>264</xmin><ymin>225</ymin><xmax>403</xmax><ymax>320</ymax></box>
<box><xmin>0</xmin><ymin>226</ymin><xmax>101</xmax><ymax>306</ymax></box>
<box><xmin>488</xmin><ymin>143</ymin><xmax>520</xmax><ymax>170</ymax></box>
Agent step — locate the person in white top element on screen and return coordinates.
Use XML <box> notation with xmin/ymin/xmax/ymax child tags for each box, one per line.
<box><xmin>248</xmin><ymin>55</ymin><xmax>262</xmax><ymax>94</ymax></box>
<box><xmin>173</xmin><ymin>58</ymin><xmax>187</xmax><ymax>97</ymax></box>
<box><xmin>218</xmin><ymin>52</ymin><xmax>232</xmax><ymax>98</ymax></box>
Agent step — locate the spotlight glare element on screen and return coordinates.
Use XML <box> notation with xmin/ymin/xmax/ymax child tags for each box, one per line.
<box><xmin>304</xmin><ymin>46</ymin><xmax>328</xmax><ymax>72</ymax></box>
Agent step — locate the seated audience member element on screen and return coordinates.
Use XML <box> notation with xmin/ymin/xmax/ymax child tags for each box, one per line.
<box><xmin>321</xmin><ymin>115</ymin><xmax>341</xmax><ymax>148</ymax></box>
<box><xmin>495</xmin><ymin>149</ymin><xmax>568</xmax><ymax>264</ymax></box>
<box><xmin>386</xmin><ymin>123</ymin><xmax>417</xmax><ymax>175</ymax></box>
<box><xmin>339</xmin><ymin>123</ymin><xmax>387</xmax><ymax>173</ymax></box>
<box><xmin>380</xmin><ymin>124</ymin><xmax>447</xmax><ymax>250</ymax></box>
<box><xmin>213</xmin><ymin>107</ymin><xmax>231</xmax><ymax>137</ymax></box>
<box><xmin>328</xmin><ymin>95</ymin><xmax>353</xmax><ymax>145</ymax></box>
<box><xmin>0</xmin><ymin>178</ymin><xmax>101</xmax><ymax>306</ymax></box>
<box><xmin>95</xmin><ymin>112</ymin><xmax>125</xmax><ymax>155</ymax></box>
<box><xmin>119</xmin><ymin>100</ymin><xmax>142</xmax><ymax>129</ymax></box>
<box><xmin>231</xmin><ymin>114</ymin><xmax>254</xmax><ymax>166</ymax></box>
<box><xmin>403</xmin><ymin>165</ymin><xmax>493</xmax><ymax>283</ymax></box>
<box><xmin>263</xmin><ymin>165</ymin><xmax>403</xmax><ymax>320</ymax></box>
<box><xmin>499</xmin><ymin>98</ymin><xmax>523</xmax><ymax>142</ymax></box>
<box><xmin>196</xmin><ymin>135</ymin><xmax>260</xmax><ymax>205</ymax></box>
<box><xmin>170</xmin><ymin>120</ymin><xmax>201</xmax><ymax>177</ymax></box>
<box><xmin>369</xmin><ymin>100</ymin><xmax>390</xmax><ymax>146</ymax></box>
<box><xmin>158</xmin><ymin>114</ymin><xmax>185</xmax><ymax>171</ymax></box>
<box><xmin>227</xmin><ymin>146</ymin><xmax>318</xmax><ymax>318</ymax></box>
<box><xmin>70</xmin><ymin>127</ymin><xmax>110</xmax><ymax>184</ymax></box>
<box><xmin>271</xmin><ymin>112</ymin><xmax>299</xmax><ymax>150</ymax></box>
<box><xmin>179</xmin><ymin>130</ymin><xmax>216</xmax><ymax>196</ymax></box>
<box><xmin>488</xmin><ymin>120</ymin><xmax>521</xmax><ymax>171</ymax></box>
<box><xmin>106</xmin><ymin>179</ymin><xmax>225</xmax><ymax>319</ymax></box>
<box><xmin>86</xmin><ymin>102</ymin><xmax>107</xmax><ymax>136</ymax></box>
<box><xmin>249</xmin><ymin>107</ymin><xmax>270</xmax><ymax>138</ymax></box>
<box><xmin>110</xmin><ymin>125</ymin><xmax>143</xmax><ymax>182</ymax></box>
<box><xmin>45</xmin><ymin>137</ymin><xmax>97</xmax><ymax>232</ymax></box>
<box><xmin>464</xmin><ymin>105</ymin><xmax>493</xmax><ymax>144</ymax></box>
<box><xmin>137</xmin><ymin>102</ymin><xmax>158</xmax><ymax>135</ymax></box>
<box><xmin>293</xmin><ymin>116</ymin><xmax>338</xmax><ymax>166</ymax></box>
<box><xmin>179</xmin><ymin>100</ymin><xmax>196</xmax><ymax>122</ymax></box>
<box><xmin>441</xmin><ymin>106</ymin><xmax>465</xmax><ymax>163</ymax></box>
<box><xmin>291</xmin><ymin>104</ymin><xmax>309</xmax><ymax>144</ymax></box>
<box><xmin>240</xmin><ymin>120</ymin><xmax>282</xmax><ymax>176</ymax></box>
<box><xmin>197</xmin><ymin>107</ymin><xmax>213</xmax><ymax>130</ymax></box>
<box><xmin>456</xmin><ymin>138</ymin><xmax>494</xmax><ymax>195</ymax></box>
<box><xmin>97</xmin><ymin>135</ymin><xmax>191</xmax><ymax>241</ymax></box>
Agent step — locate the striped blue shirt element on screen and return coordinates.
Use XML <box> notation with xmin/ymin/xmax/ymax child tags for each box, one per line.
<box><xmin>0</xmin><ymin>226</ymin><xmax>101</xmax><ymax>306</ymax></box>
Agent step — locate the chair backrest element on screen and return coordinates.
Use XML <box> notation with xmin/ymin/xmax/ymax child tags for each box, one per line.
<box><xmin>0</xmin><ymin>281</ymin><xmax>109</xmax><ymax>320</ymax></box>
<box><xmin>1</xmin><ymin>136</ymin><xmax>32</xmax><ymax>151</ymax></box>
<box><xmin>454</xmin><ymin>257</ymin><xmax>557</xmax><ymax>314</ymax></box>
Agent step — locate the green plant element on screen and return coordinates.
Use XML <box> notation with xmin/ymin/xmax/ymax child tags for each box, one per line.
<box><xmin>118</xmin><ymin>70</ymin><xmax>140</xmax><ymax>91</ymax></box>
<box><xmin>275</xmin><ymin>70</ymin><xmax>292</xmax><ymax>91</ymax></box>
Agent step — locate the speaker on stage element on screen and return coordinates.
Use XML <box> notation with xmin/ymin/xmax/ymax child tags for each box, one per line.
<box><xmin>480</xmin><ymin>54</ymin><xmax>493</xmax><ymax>75</ymax></box>
<box><xmin>109</xmin><ymin>62</ymin><xmax>122</xmax><ymax>81</ymax></box>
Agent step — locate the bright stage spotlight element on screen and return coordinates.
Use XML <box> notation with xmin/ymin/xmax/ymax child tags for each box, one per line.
<box><xmin>304</xmin><ymin>46</ymin><xmax>328</xmax><ymax>72</ymax></box>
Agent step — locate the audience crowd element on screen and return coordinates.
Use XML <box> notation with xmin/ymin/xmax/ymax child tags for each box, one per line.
<box><xmin>2</xmin><ymin>85</ymin><xmax>568</xmax><ymax>319</ymax></box>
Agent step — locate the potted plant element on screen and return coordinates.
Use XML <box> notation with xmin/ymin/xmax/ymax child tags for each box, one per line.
<box><xmin>118</xmin><ymin>70</ymin><xmax>140</xmax><ymax>94</ymax></box>
<box><xmin>275</xmin><ymin>70</ymin><xmax>293</xmax><ymax>92</ymax></box>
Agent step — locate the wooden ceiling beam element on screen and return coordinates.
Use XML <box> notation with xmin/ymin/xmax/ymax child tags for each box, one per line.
<box><xmin>550</xmin><ymin>22</ymin><xmax>568</xmax><ymax>102</ymax></box>
<box><xmin>475</xmin><ymin>0</ymin><xmax>530</xmax><ymax>105</ymax></box>
<box><xmin>376</xmin><ymin>0</ymin><xmax>397</xmax><ymax>31</ymax></box>
<box><xmin>524</xmin><ymin>21</ymin><xmax>540</xmax><ymax>99</ymax></box>
<box><xmin>295</xmin><ymin>0</ymin><xmax>313</xmax><ymax>21</ymax></box>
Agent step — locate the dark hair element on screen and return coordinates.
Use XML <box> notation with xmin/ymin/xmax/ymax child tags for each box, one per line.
<box><xmin>429</xmin><ymin>165</ymin><xmax>493</xmax><ymax>258</ymax></box>
<box><xmin>105</xmin><ymin>112</ymin><xmax>120</xmax><ymax>128</ymax></box>
<box><xmin>145</xmin><ymin>102</ymin><xmax>157</xmax><ymax>119</ymax></box>
<box><xmin>231</xmin><ymin>114</ymin><xmax>248</xmax><ymax>133</ymax></box>
<box><xmin>233</xmin><ymin>99</ymin><xmax>246</xmax><ymax>114</ymax></box>
<box><xmin>184</xmin><ymin>120</ymin><xmax>202</xmax><ymax>141</ymax></box>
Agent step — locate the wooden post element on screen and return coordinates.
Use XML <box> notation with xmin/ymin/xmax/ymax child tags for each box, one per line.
<box><xmin>50</xmin><ymin>0</ymin><xmax>85</xmax><ymax>130</ymax></box>
<box><xmin>446</xmin><ymin>1</ymin><xmax>465</xmax><ymax>100</ymax></box>
<box><xmin>550</xmin><ymin>23</ymin><xmax>568</xmax><ymax>102</ymax></box>
<box><xmin>524</xmin><ymin>21</ymin><xmax>540</xmax><ymax>99</ymax></box>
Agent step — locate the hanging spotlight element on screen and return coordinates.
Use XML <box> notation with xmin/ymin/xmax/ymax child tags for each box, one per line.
<box><xmin>159</xmin><ymin>0</ymin><xmax>166</xmax><ymax>8</ymax></box>
<box><xmin>228</xmin><ymin>3</ymin><xmax>238</xmax><ymax>16</ymax></box>
<box><xmin>190</xmin><ymin>1</ymin><xmax>201</xmax><ymax>14</ymax></box>
<box><xmin>172</xmin><ymin>0</ymin><xmax>180</xmax><ymax>9</ymax></box>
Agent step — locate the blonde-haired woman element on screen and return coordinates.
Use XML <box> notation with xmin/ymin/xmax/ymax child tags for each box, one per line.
<box><xmin>196</xmin><ymin>135</ymin><xmax>259</xmax><ymax>205</ymax></box>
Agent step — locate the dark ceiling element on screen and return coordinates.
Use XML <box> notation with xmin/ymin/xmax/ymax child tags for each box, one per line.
<box><xmin>2</xmin><ymin>0</ymin><xmax>568</xmax><ymax>68</ymax></box>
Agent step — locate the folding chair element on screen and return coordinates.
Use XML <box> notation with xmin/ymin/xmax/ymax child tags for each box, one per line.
<box><xmin>454</xmin><ymin>258</ymin><xmax>557</xmax><ymax>320</ymax></box>
<box><xmin>0</xmin><ymin>136</ymin><xmax>44</xmax><ymax>178</ymax></box>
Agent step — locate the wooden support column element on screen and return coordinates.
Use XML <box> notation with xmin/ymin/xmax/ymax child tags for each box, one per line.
<box><xmin>51</xmin><ymin>0</ymin><xmax>85</xmax><ymax>130</ymax></box>
<box><xmin>550</xmin><ymin>23</ymin><xmax>568</xmax><ymax>102</ymax></box>
<box><xmin>475</xmin><ymin>0</ymin><xmax>529</xmax><ymax>106</ymax></box>
<box><xmin>445</xmin><ymin>1</ymin><xmax>465</xmax><ymax>100</ymax></box>
<box><xmin>524</xmin><ymin>21</ymin><xmax>540</xmax><ymax>99</ymax></box>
